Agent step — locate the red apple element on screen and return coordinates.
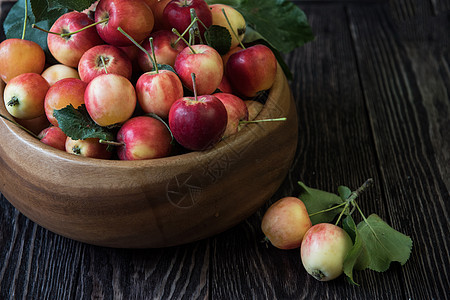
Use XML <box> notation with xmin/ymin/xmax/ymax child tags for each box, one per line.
<box><xmin>226</xmin><ymin>44</ymin><xmax>277</xmax><ymax>98</ymax></box>
<box><xmin>41</xmin><ymin>64</ymin><xmax>80</xmax><ymax>86</ymax></box>
<box><xmin>136</xmin><ymin>69</ymin><xmax>184</xmax><ymax>118</ymax></box>
<box><xmin>174</xmin><ymin>44</ymin><xmax>223</xmax><ymax>95</ymax></box>
<box><xmin>163</xmin><ymin>0</ymin><xmax>212</xmax><ymax>39</ymax></box>
<box><xmin>65</xmin><ymin>137</ymin><xmax>112</xmax><ymax>159</ymax></box>
<box><xmin>44</xmin><ymin>78</ymin><xmax>87</xmax><ymax>126</ymax></box>
<box><xmin>217</xmin><ymin>74</ymin><xmax>233</xmax><ymax>93</ymax></box>
<box><xmin>116</xmin><ymin>116</ymin><xmax>172</xmax><ymax>160</ymax></box>
<box><xmin>78</xmin><ymin>45</ymin><xmax>133</xmax><ymax>83</ymax></box>
<box><xmin>47</xmin><ymin>11</ymin><xmax>104</xmax><ymax>68</ymax></box>
<box><xmin>213</xmin><ymin>92</ymin><xmax>248</xmax><ymax>138</ymax></box>
<box><xmin>3</xmin><ymin>73</ymin><xmax>49</xmax><ymax>119</ymax></box>
<box><xmin>95</xmin><ymin>0</ymin><xmax>155</xmax><ymax>46</ymax></box>
<box><xmin>84</xmin><ymin>74</ymin><xmax>136</xmax><ymax>127</ymax></box>
<box><xmin>168</xmin><ymin>94</ymin><xmax>227</xmax><ymax>151</ymax></box>
<box><xmin>0</xmin><ymin>39</ymin><xmax>45</xmax><ymax>83</ymax></box>
<box><xmin>145</xmin><ymin>0</ymin><xmax>172</xmax><ymax>31</ymax></box>
<box><xmin>137</xmin><ymin>30</ymin><xmax>186</xmax><ymax>72</ymax></box>
<box><xmin>38</xmin><ymin>126</ymin><xmax>67</xmax><ymax>151</ymax></box>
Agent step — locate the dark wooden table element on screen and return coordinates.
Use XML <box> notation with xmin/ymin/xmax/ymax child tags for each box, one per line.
<box><xmin>1</xmin><ymin>0</ymin><xmax>449</xmax><ymax>299</ymax></box>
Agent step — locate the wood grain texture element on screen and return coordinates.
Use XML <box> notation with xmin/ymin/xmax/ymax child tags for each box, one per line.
<box><xmin>1</xmin><ymin>0</ymin><xmax>449</xmax><ymax>299</ymax></box>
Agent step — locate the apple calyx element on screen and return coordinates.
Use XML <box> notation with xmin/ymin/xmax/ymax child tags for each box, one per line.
<box><xmin>311</xmin><ymin>269</ymin><xmax>326</xmax><ymax>281</ymax></box>
<box><xmin>6</xmin><ymin>96</ymin><xmax>19</xmax><ymax>107</ymax></box>
<box><xmin>32</xmin><ymin>18</ymin><xmax>109</xmax><ymax>40</ymax></box>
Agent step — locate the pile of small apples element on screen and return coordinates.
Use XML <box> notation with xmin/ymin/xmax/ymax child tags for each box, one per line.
<box><xmin>0</xmin><ymin>0</ymin><xmax>278</xmax><ymax>160</ymax></box>
<box><xmin>261</xmin><ymin>197</ymin><xmax>353</xmax><ymax>281</ymax></box>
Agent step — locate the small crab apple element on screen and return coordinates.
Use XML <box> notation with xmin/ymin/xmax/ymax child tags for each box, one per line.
<box><xmin>44</xmin><ymin>78</ymin><xmax>87</xmax><ymax>127</ymax></box>
<box><xmin>41</xmin><ymin>64</ymin><xmax>80</xmax><ymax>86</ymax></box>
<box><xmin>213</xmin><ymin>92</ymin><xmax>248</xmax><ymax>138</ymax></box>
<box><xmin>163</xmin><ymin>0</ymin><xmax>212</xmax><ymax>39</ymax></box>
<box><xmin>210</xmin><ymin>4</ymin><xmax>246</xmax><ymax>49</ymax></box>
<box><xmin>301</xmin><ymin>223</ymin><xmax>353</xmax><ymax>281</ymax></box>
<box><xmin>138</xmin><ymin>30</ymin><xmax>186</xmax><ymax>72</ymax></box>
<box><xmin>65</xmin><ymin>137</ymin><xmax>111</xmax><ymax>159</ymax></box>
<box><xmin>0</xmin><ymin>39</ymin><xmax>46</xmax><ymax>83</ymax></box>
<box><xmin>84</xmin><ymin>73</ymin><xmax>136</xmax><ymax>127</ymax></box>
<box><xmin>38</xmin><ymin>126</ymin><xmax>67</xmax><ymax>151</ymax></box>
<box><xmin>136</xmin><ymin>69</ymin><xmax>184</xmax><ymax>119</ymax></box>
<box><xmin>226</xmin><ymin>44</ymin><xmax>277</xmax><ymax>98</ymax></box>
<box><xmin>174</xmin><ymin>44</ymin><xmax>223</xmax><ymax>95</ymax></box>
<box><xmin>116</xmin><ymin>116</ymin><xmax>172</xmax><ymax>160</ymax></box>
<box><xmin>261</xmin><ymin>197</ymin><xmax>312</xmax><ymax>250</ymax></box>
<box><xmin>168</xmin><ymin>74</ymin><xmax>227</xmax><ymax>151</ymax></box>
<box><xmin>3</xmin><ymin>73</ymin><xmax>49</xmax><ymax>120</ymax></box>
<box><xmin>95</xmin><ymin>0</ymin><xmax>154</xmax><ymax>46</ymax></box>
<box><xmin>78</xmin><ymin>44</ymin><xmax>132</xmax><ymax>83</ymax></box>
<box><xmin>46</xmin><ymin>11</ymin><xmax>104</xmax><ymax>68</ymax></box>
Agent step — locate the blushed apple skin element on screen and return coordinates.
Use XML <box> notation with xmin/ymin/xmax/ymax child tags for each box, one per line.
<box><xmin>38</xmin><ymin>126</ymin><xmax>67</xmax><ymax>151</ymax></box>
<box><xmin>261</xmin><ymin>197</ymin><xmax>312</xmax><ymax>250</ymax></box>
<box><xmin>300</xmin><ymin>223</ymin><xmax>353</xmax><ymax>281</ymax></box>
<box><xmin>136</xmin><ymin>70</ymin><xmax>184</xmax><ymax>119</ymax></box>
<box><xmin>174</xmin><ymin>44</ymin><xmax>223</xmax><ymax>95</ymax></box>
<box><xmin>44</xmin><ymin>78</ymin><xmax>87</xmax><ymax>126</ymax></box>
<box><xmin>41</xmin><ymin>64</ymin><xmax>80</xmax><ymax>86</ymax></box>
<box><xmin>65</xmin><ymin>137</ymin><xmax>111</xmax><ymax>159</ymax></box>
<box><xmin>138</xmin><ymin>30</ymin><xmax>186</xmax><ymax>72</ymax></box>
<box><xmin>0</xmin><ymin>39</ymin><xmax>45</xmax><ymax>83</ymax></box>
<box><xmin>84</xmin><ymin>74</ymin><xmax>136</xmax><ymax>127</ymax></box>
<box><xmin>168</xmin><ymin>95</ymin><xmax>228</xmax><ymax>151</ymax></box>
<box><xmin>163</xmin><ymin>0</ymin><xmax>212</xmax><ymax>39</ymax></box>
<box><xmin>226</xmin><ymin>44</ymin><xmax>277</xmax><ymax>98</ymax></box>
<box><xmin>95</xmin><ymin>0</ymin><xmax>154</xmax><ymax>47</ymax></box>
<box><xmin>78</xmin><ymin>45</ymin><xmax>132</xmax><ymax>83</ymax></box>
<box><xmin>47</xmin><ymin>11</ymin><xmax>104</xmax><ymax>68</ymax></box>
<box><xmin>3</xmin><ymin>73</ymin><xmax>49</xmax><ymax>120</ymax></box>
<box><xmin>116</xmin><ymin>116</ymin><xmax>172</xmax><ymax>160</ymax></box>
<box><xmin>213</xmin><ymin>92</ymin><xmax>248</xmax><ymax>138</ymax></box>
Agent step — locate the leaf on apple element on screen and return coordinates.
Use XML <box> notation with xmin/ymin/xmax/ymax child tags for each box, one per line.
<box><xmin>298</xmin><ymin>181</ymin><xmax>345</xmax><ymax>225</ymax></box>
<box><xmin>53</xmin><ymin>104</ymin><xmax>115</xmax><ymax>141</ymax></box>
<box><xmin>204</xmin><ymin>25</ymin><xmax>232</xmax><ymax>55</ymax></box>
<box><xmin>357</xmin><ymin>214</ymin><xmax>413</xmax><ymax>272</ymax></box>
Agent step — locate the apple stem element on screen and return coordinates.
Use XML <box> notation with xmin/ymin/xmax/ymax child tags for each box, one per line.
<box><xmin>173</xmin><ymin>17</ymin><xmax>199</xmax><ymax>45</ymax></box>
<box><xmin>22</xmin><ymin>0</ymin><xmax>28</xmax><ymax>39</ymax></box>
<box><xmin>191</xmin><ymin>73</ymin><xmax>198</xmax><ymax>101</ymax></box>
<box><xmin>0</xmin><ymin>112</ymin><xmax>41</xmax><ymax>139</ymax></box>
<box><xmin>239</xmin><ymin>117</ymin><xmax>287</xmax><ymax>124</ymax></box>
<box><xmin>308</xmin><ymin>202</ymin><xmax>347</xmax><ymax>217</ymax></box>
<box><xmin>149</xmin><ymin>37</ymin><xmax>159</xmax><ymax>74</ymax></box>
<box><xmin>117</xmin><ymin>27</ymin><xmax>157</xmax><ymax>71</ymax></box>
<box><xmin>189</xmin><ymin>9</ymin><xmax>204</xmax><ymax>44</ymax></box>
<box><xmin>99</xmin><ymin>139</ymin><xmax>125</xmax><ymax>147</ymax></box>
<box><xmin>99</xmin><ymin>55</ymin><xmax>108</xmax><ymax>74</ymax></box>
<box><xmin>172</xmin><ymin>28</ymin><xmax>196</xmax><ymax>54</ymax></box>
<box><xmin>222</xmin><ymin>8</ymin><xmax>246</xmax><ymax>49</ymax></box>
<box><xmin>32</xmin><ymin>18</ymin><xmax>109</xmax><ymax>38</ymax></box>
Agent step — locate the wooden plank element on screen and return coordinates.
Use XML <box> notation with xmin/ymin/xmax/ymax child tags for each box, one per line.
<box><xmin>347</xmin><ymin>4</ymin><xmax>449</xmax><ymax>299</ymax></box>
<box><xmin>210</xmin><ymin>4</ymin><xmax>408</xmax><ymax>299</ymax></box>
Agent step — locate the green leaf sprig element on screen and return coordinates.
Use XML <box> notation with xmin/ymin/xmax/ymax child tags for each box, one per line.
<box><xmin>298</xmin><ymin>179</ymin><xmax>413</xmax><ymax>285</ymax></box>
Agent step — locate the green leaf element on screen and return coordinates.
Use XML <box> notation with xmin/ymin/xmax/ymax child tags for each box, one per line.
<box><xmin>357</xmin><ymin>214</ymin><xmax>413</xmax><ymax>272</ymax></box>
<box><xmin>48</xmin><ymin>0</ymin><xmax>97</xmax><ymax>12</ymax></box>
<box><xmin>204</xmin><ymin>25</ymin><xmax>232</xmax><ymax>55</ymax></box>
<box><xmin>157</xmin><ymin>64</ymin><xmax>176</xmax><ymax>74</ymax></box>
<box><xmin>342</xmin><ymin>215</ymin><xmax>370</xmax><ymax>285</ymax></box>
<box><xmin>297</xmin><ymin>182</ymin><xmax>345</xmax><ymax>225</ymax></box>
<box><xmin>53</xmin><ymin>104</ymin><xmax>115</xmax><ymax>141</ymax></box>
<box><xmin>206</xmin><ymin>0</ymin><xmax>314</xmax><ymax>53</ymax></box>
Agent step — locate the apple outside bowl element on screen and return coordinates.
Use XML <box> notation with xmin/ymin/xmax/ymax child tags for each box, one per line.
<box><xmin>0</xmin><ymin>66</ymin><xmax>298</xmax><ymax>248</ymax></box>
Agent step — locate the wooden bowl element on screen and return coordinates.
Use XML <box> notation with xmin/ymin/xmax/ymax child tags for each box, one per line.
<box><xmin>0</xmin><ymin>67</ymin><xmax>297</xmax><ymax>248</ymax></box>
